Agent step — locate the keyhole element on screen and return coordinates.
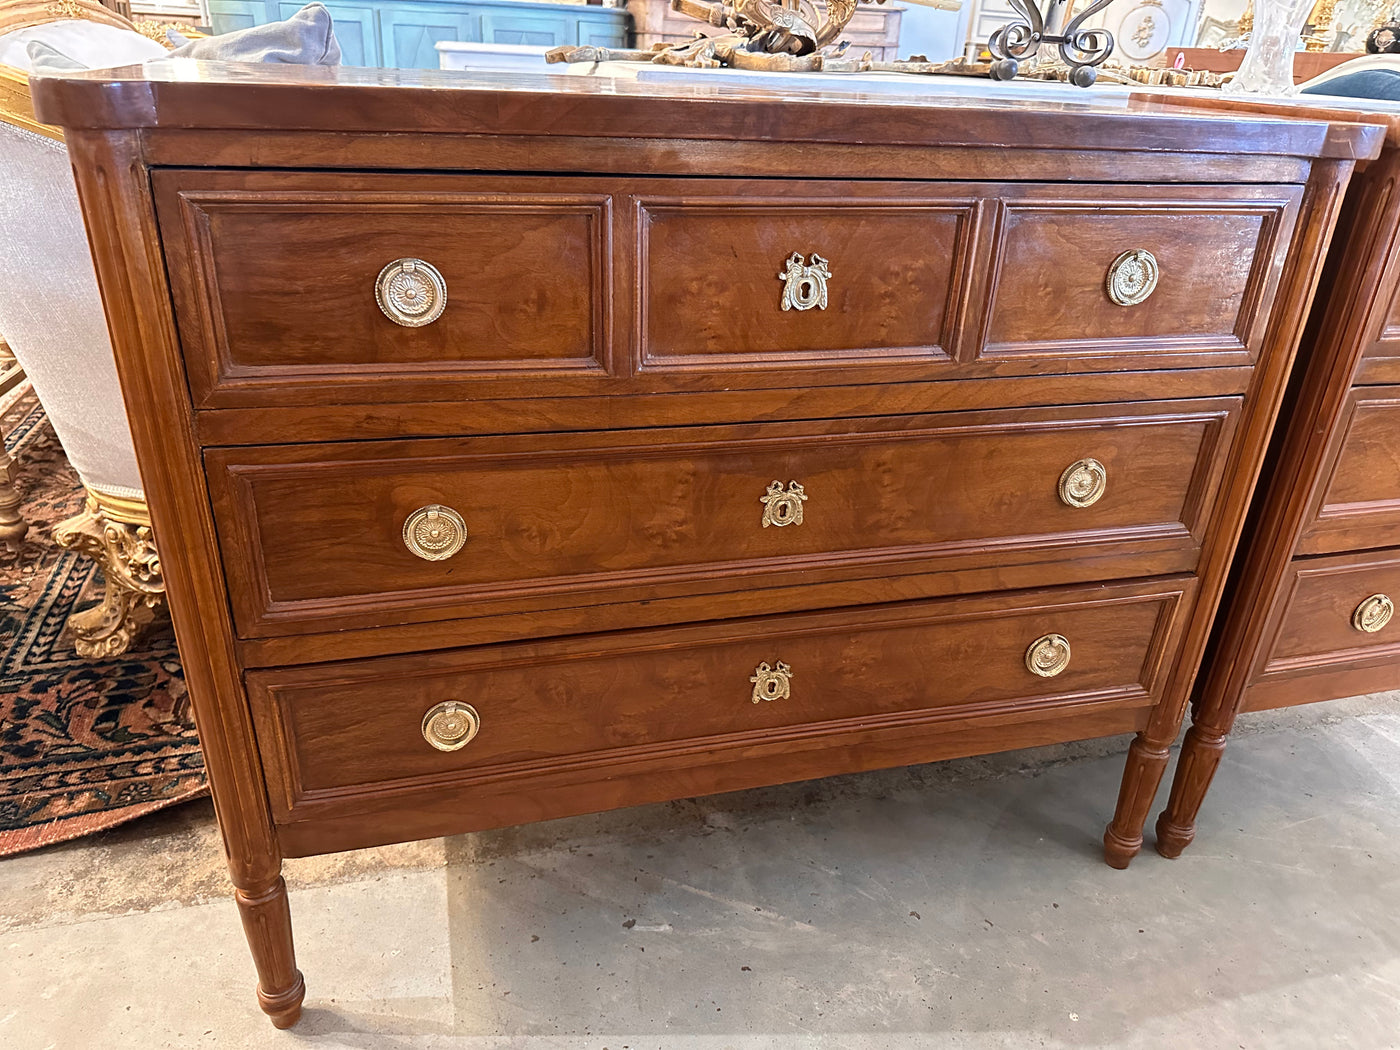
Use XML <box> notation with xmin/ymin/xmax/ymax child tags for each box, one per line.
<box><xmin>763</xmin><ymin>678</ymin><xmax>781</xmax><ymax>699</ymax></box>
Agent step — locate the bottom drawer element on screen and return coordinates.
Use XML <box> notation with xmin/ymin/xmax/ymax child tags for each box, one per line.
<box><xmin>250</xmin><ymin>577</ymin><xmax>1195</xmax><ymax>833</ymax></box>
<box><xmin>1252</xmin><ymin>549</ymin><xmax>1400</xmax><ymax>706</ymax></box>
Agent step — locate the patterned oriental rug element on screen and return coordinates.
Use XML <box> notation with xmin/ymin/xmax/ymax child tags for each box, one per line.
<box><xmin>0</xmin><ymin>392</ymin><xmax>205</xmax><ymax>856</ymax></box>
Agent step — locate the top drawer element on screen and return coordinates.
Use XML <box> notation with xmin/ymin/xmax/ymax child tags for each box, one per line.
<box><xmin>980</xmin><ymin>196</ymin><xmax>1293</xmax><ymax>362</ymax></box>
<box><xmin>154</xmin><ymin>172</ymin><xmax>1300</xmax><ymax>412</ymax></box>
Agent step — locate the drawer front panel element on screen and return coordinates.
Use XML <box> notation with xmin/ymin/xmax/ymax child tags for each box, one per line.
<box><xmin>1261</xmin><ymin>549</ymin><xmax>1400</xmax><ymax>678</ymax></box>
<box><xmin>155</xmin><ymin>172</ymin><xmax>613</xmax><ymax>405</ymax></box>
<box><xmin>980</xmin><ymin>189</ymin><xmax>1297</xmax><ymax>361</ymax></box>
<box><xmin>635</xmin><ymin>193</ymin><xmax>973</xmax><ymax>370</ymax></box>
<box><xmin>208</xmin><ymin>399</ymin><xmax>1238</xmax><ymax>638</ymax></box>
<box><xmin>1359</xmin><ymin>280</ymin><xmax>1400</xmax><ymax>384</ymax></box>
<box><xmin>156</xmin><ymin>172</ymin><xmax>1299</xmax><ymax>416</ymax></box>
<box><xmin>1298</xmin><ymin>388</ymin><xmax>1400</xmax><ymax>555</ymax></box>
<box><xmin>248</xmin><ymin>577</ymin><xmax>1194</xmax><ymax>821</ymax></box>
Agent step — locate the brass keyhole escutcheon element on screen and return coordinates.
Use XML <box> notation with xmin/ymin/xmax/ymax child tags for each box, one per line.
<box><xmin>777</xmin><ymin>252</ymin><xmax>832</xmax><ymax>311</ymax></box>
<box><xmin>403</xmin><ymin>504</ymin><xmax>467</xmax><ymax>561</ymax></box>
<box><xmin>1106</xmin><ymin>249</ymin><xmax>1159</xmax><ymax>307</ymax></box>
<box><xmin>750</xmin><ymin>661</ymin><xmax>793</xmax><ymax>703</ymax></box>
<box><xmin>376</xmin><ymin>257</ymin><xmax>448</xmax><ymax>327</ymax></box>
<box><xmin>1352</xmin><ymin>593</ymin><xmax>1394</xmax><ymax>634</ymax></box>
<box><xmin>1026</xmin><ymin>634</ymin><xmax>1071</xmax><ymax>678</ymax></box>
<box><xmin>1059</xmin><ymin>459</ymin><xmax>1107</xmax><ymax>508</ymax></box>
<box><xmin>760</xmin><ymin>480</ymin><xmax>808</xmax><ymax>528</ymax></box>
<box><xmin>422</xmin><ymin>701</ymin><xmax>481</xmax><ymax>751</ymax></box>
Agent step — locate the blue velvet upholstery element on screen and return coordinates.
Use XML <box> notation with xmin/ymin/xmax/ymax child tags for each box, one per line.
<box><xmin>1301</xmin><ymin>69</ymin><xmax>1400</xmax><ymax>101</ymax></box>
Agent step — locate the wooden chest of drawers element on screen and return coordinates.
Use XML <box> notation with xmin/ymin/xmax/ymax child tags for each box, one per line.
<box><xmin>1122</xmin><ymin>96</ymin><xmax>1400</xmax><ymax>858</ymax></box>
<box><xmin>31</xmin><ymin>65</ymin><xmax>1380</xmax><ymax>1027</ymax></box>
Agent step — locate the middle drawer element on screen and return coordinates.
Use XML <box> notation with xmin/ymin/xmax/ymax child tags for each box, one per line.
<box><xmin>206</xmin><ymin>399</ymin><xmax>1239</xmax><ymax>639</ymax></box>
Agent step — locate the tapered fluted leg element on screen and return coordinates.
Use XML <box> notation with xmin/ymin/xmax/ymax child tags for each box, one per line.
<box><xmin>1103</xmin><ymin>732</ymin><xmax>1173</xmax><ymax>869</ymax></box>
<box><xmin>235</xmin><ymin>874</ymin><xmax>304</xmax><ymax>1029</ymax></box>
<box><xmin>1155</xmin><ymin>723</ymin><xmax>1229</xmax><ymax>858</ymax></box>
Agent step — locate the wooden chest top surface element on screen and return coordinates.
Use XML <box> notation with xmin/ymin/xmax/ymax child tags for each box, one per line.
<box><xmin>29</xmin><ymin>62</ymin><xmax>1384</xmax><ymax>161</ymax></box>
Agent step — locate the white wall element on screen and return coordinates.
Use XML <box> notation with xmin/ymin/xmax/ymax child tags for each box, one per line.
<box><xmin>893</xmin><ymin>3</ymin><xmax>968</xmax><ymax>61</ymax></box>
<box><xmin>1199</xmin><ymin>0</ymin><xmax>1250</xmax><ymax>23</ymax></box>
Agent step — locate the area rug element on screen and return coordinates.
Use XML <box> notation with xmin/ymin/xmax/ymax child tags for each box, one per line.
<box><xmin>0</xmin><ymin>390</ymin><xmax>205</xmax><ymax>856</ymax></box>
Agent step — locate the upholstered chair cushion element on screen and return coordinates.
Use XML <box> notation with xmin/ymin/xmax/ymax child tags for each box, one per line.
<box><xmin>1300</xmin><ymin>54</ymin><xmax>1400</xmax><ymax>100</ymax></box>
<box><xmin>1302</xmin><ymin>69</ymin><xmax>1400</xmax><ymax>101</ymax></box>
<box><xmin>0</xmin><ymin>19</ymin><xmax>166</xmax><ymax>72</ymax></box>
<box><xmin>25</xmin><ymin>39</ymin><xmax>86</xmax><ymax>73</ymax></box>
<box><xmin>0</xmin><ymin>117</ymin><xmax>144</xmax><ymax>498</ymax></box>
<box><xmin>167</xmin><ymin>3</ymin><xmax>341</xmax><ymax>65</ymax></box>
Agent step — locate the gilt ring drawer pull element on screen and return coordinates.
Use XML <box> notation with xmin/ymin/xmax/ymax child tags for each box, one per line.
<box><xmin>750</xmin><ymin>660</ymin><xmax>793</xmax><ymax>703</ymax></box>
<box><xmin>1352</xmin><ymin>593</ymin><xmax>1394</xmax><ymax>634</ymax></box>
<box><xmin>376</xmin><ymin>257</ymin><xmax>448</xmax><ymax>327</ymax></box>
<box><xmin>760</xmin><ymin>480</ymin><xmax>808</xmax><ymax>528</ymax></box>
<box><xmin>1106</xmin><ymin>249</ymin><xmax>1159</xmax><ymax>307</ymax></box>
<box><xmin>1026</xmin><ymin>634</ymin><xmax>1072</xmax><ymax>678</ymax></box>
<box><xmin>1059</xmin><ymin>458</ymin><xmax>1107</xmax><ymax>508</ymax></box>
<box><xmin>422</xmin><ymin>701</ymin><xmax>481</xmax><ymax>751</ymax></box>
<box><xmin>403</xmin><ymin>504</ymin><xmax>467</xmax><ymax>561</ymax></box>
<box><xmin>778</xmin><ymin>252</ymin><xmax>831</xmax><ymax>311</ymax></box>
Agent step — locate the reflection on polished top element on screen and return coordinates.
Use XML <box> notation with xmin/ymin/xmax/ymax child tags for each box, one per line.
<box><xmin>26</xmin><ymin>59</ymin><xmax>1385</xmax><ymax>161</ymax></box>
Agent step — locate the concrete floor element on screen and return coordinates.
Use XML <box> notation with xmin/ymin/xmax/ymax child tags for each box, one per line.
<box><xmin>3</xmin><ymin>694</ymin><xmax>1398</xmax><ymax>1049</ymax></box>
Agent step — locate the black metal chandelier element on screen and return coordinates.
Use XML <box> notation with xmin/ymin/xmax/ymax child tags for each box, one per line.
<box><xmin>987</xmin><ymin>0</ymin><xmax>1120</xmax><ymax>87</ymax></box>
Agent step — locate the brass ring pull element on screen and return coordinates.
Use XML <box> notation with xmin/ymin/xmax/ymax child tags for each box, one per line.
<box><xmin>750</xmin><ymin>661</ymin><xmax>793</xmax><ymax>703</ymax></box>
<box><xmin>760</xmin><ymin>480</ymin><xmax>808</xmax><ymax>528</ymax></box>
<box><xmin>403</xmin><ymin>504</ymin><xmax>467</xmax><ymax>561</ymax></box>
<box><xmin>1059</xmin><ymin>458</ymin><xmax>1107</xmax><ymax>508</ymax></box>
<box><xmin>376</xmin><ymin>258</ymin><xmax>448</xmax><ymax>327</ymax></box>
<box><xmin>778</xmin><ymin>252</ymin><xmax>831</xmax><ymax>311</ymax></box>
<box><xmin>1106</xmin><ymin>249</ymin><xmax>1159</xmax><ymax>306</ymax></box>
<box><xmin>1352</xmin><ymin>593</ymin><xmax>1394</xmax><ymax>634</ymax></box>
<box><xmin>1026</xmin><ymin>634</ymin><xmax>1071</xmax><ymax>678</ymax></box>
<box><xmin>422</xmin><ymin>701</ymin><xmax>481</xmax><ymax>751</ymax></box>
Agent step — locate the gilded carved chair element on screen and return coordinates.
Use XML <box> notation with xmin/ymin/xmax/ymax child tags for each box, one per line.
<box><xmin>0</xmin><ymin>22</ymin><xmax>166</xmax><ymax>656</ymax></box>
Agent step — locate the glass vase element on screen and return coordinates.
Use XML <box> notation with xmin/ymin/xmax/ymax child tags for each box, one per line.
<box><xmin>1225</xmin><ymin>0</ymin><xmax>1316</xmax><ymax>96</ymax></box>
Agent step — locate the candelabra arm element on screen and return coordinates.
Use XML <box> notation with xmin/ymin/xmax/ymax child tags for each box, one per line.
<box><xmin>1059</xmin><ymin>0</ymin><xmax>1118</xmax><ymax>67</ymax></box>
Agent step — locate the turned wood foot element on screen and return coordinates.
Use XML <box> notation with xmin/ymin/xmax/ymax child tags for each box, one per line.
<box><xmin>52</xmin><ymin>491</ymin><xmax>165</xmax><ymax>657</ymax></box>
<box><xmin>235</xmin><ymin>875</ymin><xmax>304</xmax><ymax>1029</ymax></box>
<box><xmin>0</xmin><ymin>435</ymin><xmax>26</xmax><ymax>552</ymax></box>
<box><xmin>0</xmin><ymin>338</ymin><xmax>29</xmax><ymax>553</ymax></box>
<box><xmin>1155</xmin><ymin>723</ymin><xmax>1229</xmax><ymax>859</ymax></box>
<box><xmin>1103</xmin><ymin>732</ymin><xmax>1173</xmax><ymax>869</ymax></box>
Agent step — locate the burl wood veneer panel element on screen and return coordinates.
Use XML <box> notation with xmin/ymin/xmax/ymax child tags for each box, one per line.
<box><xmin>1258</xmin><ymin>548</ymin><xmax>1400</xmax><ymax>679</ymax></box>
<box><xmin>634</xmin><ymin>193</ymin><xmax>974</xmax><ymax>370</ymax></box>
<box><xmin>980</xmin><ymin>187</ymin><xmax>1300</xmax><ymax>363</ymax></box>
<box><xmin>154</xmin><ymin>171</ymin><xmax>613</xmax><ymax>406</ymax></box>
<box><xmin>1358</xmin><ymin>278</ymin><xmax>1400</xmax><ymax>384</ymax></box>
<box><xmin>1297</xmin><ymin>387</ymin><xmax>1400</xmax><ymax>555</ymax></box>
<box><xmin>248</xmin><ymin>576</ymin><xmax>1194</xmax><ymax>827</ymax></box>
<box><xmin>207</xmin><ymin>399</ymin><xmax>1238</xmax><ymax>640</ymax></box>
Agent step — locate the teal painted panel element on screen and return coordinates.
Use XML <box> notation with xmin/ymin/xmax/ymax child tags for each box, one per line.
<box><xmin>575</xmin><ymin>12</ymin><xmax>628</xmax><ymax>47</ymax></box>
<box><xmin>207</xmin><ymin>0</ymin><xmax>272</xmax><ymax>34</ymax></box>
<box><xmin>211</xmin><ymin>0</ymin><xmax>630</xmax><ymax>69</ymax></box>
<box><xmin>278</xmin><ymin>0</ymin><xmax>380</xmax><ymax>65</ymax></box>
<box><xmin>382</xmin><ymin>9</ymin><xmax>482</xmax><ymax>68</ymax></box>
<box><xmin>480</xmin><ymin>10</ymin><xmax>570</xmax><ymax>47</ymax></box>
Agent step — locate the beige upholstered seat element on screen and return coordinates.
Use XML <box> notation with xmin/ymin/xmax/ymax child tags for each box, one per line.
<box><xmin>0</xmin><ymin>40</ymin><xmax>166</xmax><ymax>656</ymax></box>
